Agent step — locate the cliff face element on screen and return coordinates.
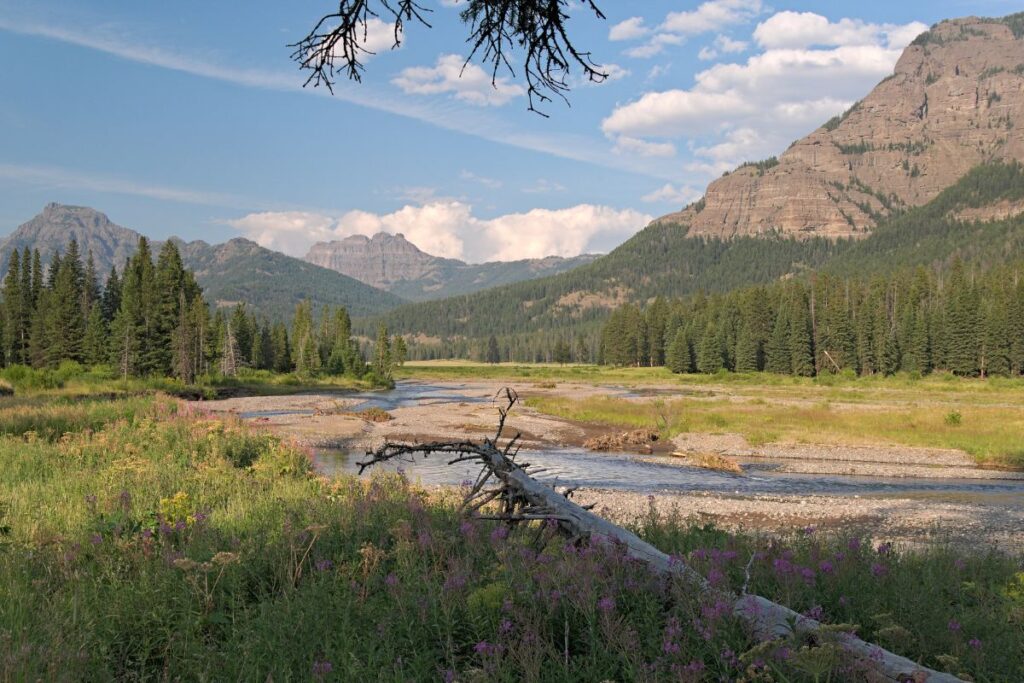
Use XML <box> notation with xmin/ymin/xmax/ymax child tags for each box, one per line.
<box><xmin>305</xmin><ymin>233</ymin><xmax>446</xmax><ymax>289</ymax></box>
<box><xmin>658</xmin><ymin>15</ymin><xmax>1024</xmax><ymax>239</ymax></box>
<box><xmin>304</xmin><ymin>233</ymin><xmax>598</xmax><ymax>301</ymax></box>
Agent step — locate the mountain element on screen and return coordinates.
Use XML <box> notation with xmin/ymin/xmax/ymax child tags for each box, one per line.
<box><xmin>304</xmin><ymin>232</ymin><xmax>598</xmax><ymax>301</ymax></box>
<box><xmin>656</xmin><ymin>14</ymin><xmax>1024</xmax><ymax>238</ymax></box>
<box><xmin>0</xmin><ymin>204</ymin><xmax>404</xmax><ymax>319</ymax></box>
<box><xmin>372</xmin><ymin>13</ymin><xmax>1024</xmax><ymax>344</ymax></box>
<box><xmin>0</xmin><ymin>203</ymin><xmax>138</xmax><ymax>276</ymax></box>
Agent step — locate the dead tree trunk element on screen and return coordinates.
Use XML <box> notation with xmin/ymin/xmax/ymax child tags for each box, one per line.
<box><xmin>358</xmin><ymin>389</ymin><xmax>962</xmax><ymax>683</ymax></box>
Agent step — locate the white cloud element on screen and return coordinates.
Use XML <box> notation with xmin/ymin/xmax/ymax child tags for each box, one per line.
<box><xmin>459</xmin><ymin>170</ymin><xmax>502</xmax><ymax>189</ymax></box>
<box><xmin>700</xmin><ymin>34</ymin><xmax>749</xmax><ymax>60</ymax></box>
<box><xmin>612</xmin><ymin>136</ymin><xmax>677</xmax><ymax>158</ymax></box>
<box><xmin>602</xmin><ymin>11</ymin><xmax>926</xmax><ymax>174</ymax></box>
<box><xmin>522</xmin><ymin>179</ymin><xmax>567</xmax><ymax>194</ymax></box>
<box><xmin>229</xmin><ymin>203</ymin><xmax>651</xmax><ymax>262</ymax></box>
<box><xmin>348</xmin><ymin>18</ymin><xmax>401</xmax><ymax>56</ymax></box>
<box><xmin>624</xmin><ymin>33</ymin><xmax>683</xmax><ymax>59</ymax></box>
<box><xmin>753</xmin><ymin>12</ymin><xmax>928</xmax><ymax>50</ymax></box>
<box><xmin>609</xmin><ymin>17</ymin><xmax>650</xmax><ymax>41</ymax></box>
<box><xmin>393</xmin><ymin>54</ymin><xmax>524</xmax><ymax>106</ymax></box>
<box><xmin>661</xmin><ymin>0</ymin><xmax>762</xmax><ymax>36</ymax></box>
<box><xmin>602</xmin><ymin>90</ymin><xmax>750</xmax><ymax>138</ymax></box>
<box><xmin>642</xmin><ymin>183</ymin><xmax>702</xmax><ymax>205</ymax></box>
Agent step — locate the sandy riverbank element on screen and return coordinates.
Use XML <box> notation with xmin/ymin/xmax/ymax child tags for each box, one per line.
<box><xmin>193</xmin><ymin>380</ymin><xmax>1024</xmax><ymax>550</ymax></box>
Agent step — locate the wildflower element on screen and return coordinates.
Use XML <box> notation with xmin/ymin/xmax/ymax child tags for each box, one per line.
<box><xmin>597</xmin><ymin>596</ymin><xmax>615</xmax><ymax>613</ymax></box>
<box><xmin>870</xmin><ymin>562</ymin><xmax>888</xmax><ymax>578</ymax></box>
<box><xmin>499</xmin><ymin>619</ymin><xmax>514</xmax><ymax>636</ymax></box>
<box><xmin>490</xmin><ymin>526</ymin><xmax>509</xmax><ymax>543</ymax></box>
<box><xmin>174</xmin><ymin>520</ymin><xmax>186</xmax><ymax>532</ymax></box>
<box><xmin>211</xmin><ymin>552</ymin><xmax>239</xmax><ymax>565</ymax></box>
<box><xmin>459</xmin><ymin>521</ymin><xmax>476</xmax><ymax>539</ymax></box>
<box><xmin>803</xmin><ymin>525</ymin><xmax>817</xmax><ymax>535</ymax></box>
<box><xmin>707</xmin><ymin>568</ymin><xmax>725</xmax><ymax>586</ymax></box>
<box><xmin>877</xmin><ymin>542</ymin><xmax>893</xmax><ymax>555</ymax></box>
<box><xmin>968</xmin><ymin>638</ymin><xmax>982</xmax><ymax>650</ymax></box>
<box><xmin>948</xmin><ymin>619</ymin><xmax>961</xmax><ymax>632</ymax></box>
<box><xmin>141</xmin><ymin>529</ymin><xmax>153</xmax><ymax>540</ymax></box>
<box><xmin>662</xmin><ymin>640</ymin><xmax>680</xmax><ymax>654</ymax></box>
<box><xmin>799</xmin><ymin>566</ymin><xmax>816</xmax><ymax>584</ymax></box>
<box><xmin>90</xmin><ymin>533</ymin><xmax>102</xmax><ymax>546</ymax></box>
<box><xmin>315</xmin><ymin>559</ymin><xmax>334</xmax><ymax>572</ymax></box>
<box><xmin>818</xmin><ymin>560</ymin><xmax>834</xmax><ymax>574</ymax></box>
<box><xmin>848</xmin><ymin>538</ymin><xmax>862</xmax><ymax>551</ymax></box>
<box><xmin>954</xmin><ymin>558</ymin><xmax>966</xmax><ymax>571</ymax></box>
<box><xmin>474</xmin><ymin>641</ymin><xmax>493</xmax><ymax>656</ymax></box>
<box><xmin>385</xmin><ymin>573</ymin><xmax>399</xmax><ymax>587</ymax></box>
<box><xmin>721</xmin><ymin>648</ymin><xmax>739</xmax><ymax>668</ymax></box>
<box><xmin>441</xmin><ymin>669</ymin><xmax>456</xmax><ymax>683</ymax></box>
<box><xmin>311</xmin><ymin>659</ymin><xmax>332</xmax><ymax>678</ymax></box>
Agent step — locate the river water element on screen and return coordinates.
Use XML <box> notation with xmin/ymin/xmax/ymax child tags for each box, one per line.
<box><xmin>292</xmin><ymin>382</ymin><xmax>1024</xmax><ymax>503</ymax></box>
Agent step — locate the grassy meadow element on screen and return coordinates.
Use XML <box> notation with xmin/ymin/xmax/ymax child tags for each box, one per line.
<box><xmin>0</xmin><ymin>384</ymin><xmax>1021</xmax><ymax>680</ymax></box>
<box><xmin>401</xmin><ymin>362</ymin><xmax>1024</xmax><ymax>469</ymax></box>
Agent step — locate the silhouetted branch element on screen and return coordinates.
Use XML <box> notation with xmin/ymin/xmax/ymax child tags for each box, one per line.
<box><xmin>292</xmin><ymin>0</ymin><xmax>607</xmax><ymax>114</ymax></box>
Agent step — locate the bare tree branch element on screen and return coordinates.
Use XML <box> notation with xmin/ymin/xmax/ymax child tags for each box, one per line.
<box><xmin>291</xmin><ymin>0</ymin><xmax>607</xmax><ymax>114</ymax></box>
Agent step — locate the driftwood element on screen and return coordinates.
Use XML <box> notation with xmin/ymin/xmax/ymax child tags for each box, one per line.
<box><xmin>358</xmin><ymin>388</ymin><xmax>962</xmax><ymax>683</ymax></box>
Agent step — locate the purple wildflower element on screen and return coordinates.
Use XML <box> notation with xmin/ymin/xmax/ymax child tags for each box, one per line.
<box><xmin>969</xmin><ymin>638</ymin><xmax>982</xmax><ymax>650</ymax></box>
<box><xmin>490</xmin><ymin>526</ymin><xmax>509</xmax><ymax>543</ymax></box>
<box><xmin>597</xmin><ymin>596</ymin><xmax>615</xmax><ymax>614</ymax></box>
<box><xmin>90</xmin><ymin>533</ymin><xmax>102</xmax><ymax>546</ymax></box>
<box><xmin>174</xmin><ymin>520</ymin><xmax>186</xmax><ymax>532</ymax></box>
<box><xmin>870</xmin><ymin>562</ymin><xmax>887</xmax><ymax>578</ymax></box>
<box><xmin>818</xmin><ymin>560</ymin><xmax>834</xmax><ymax>574</ymax></box>
<box><xmin>441</xmin><ymin>669</ymin><xmax>456</xmax><ymax>683</ymax></box>
<box><xmin>663</xmin><ymin>640</ymin><xmax>681</xmax><ymax>654</ymax></box>
<box><xmin>948</xmin><ymin>619</ymin><xmax>961</xmax><ymax>632</ymax></box>
<box><xmin>385</xmin><ymin>573</ymin><xmax>399</xmax><ymax>587</ymax></box>
<box><xmin>315</xmin><ymin>559</ymin><xmax>334</xmax><ymax>572</ymax></box>
<box><xmin>877</xmin><ymin>542</ymin><xmax>893</xmax><ymax>555</ymax></box>
<box><xmin>141</xmin><ymin>528</ymin><xmax>153</xmax><ymax>540</ymax></box>
<box><xmin>954</xmin><ymin>558</ymin><xmax>966</xmax><ymax>571</ymax></box>
<box><xmin>804</xmin><ymin>605</ymin><xmax>825</xmax><ymax>621</ymax></box>
<box><xmin>499</xmin><ymin>619</ymin><xmax>514</xmax><ymax>636</ymax></box>
<box><xmin>311</xmin><ymin>659</ymin><xmax>332</xmax><ymax>678</ymax></box>
<box><xmin>474</xmin><ymin>641</ymin><xmax>493</xmax><ymax>656</ymax></box>
<box><xmin>848</xmin><ymin>538</ymin><xmax>862</xmax><ymax>551</ymax></box>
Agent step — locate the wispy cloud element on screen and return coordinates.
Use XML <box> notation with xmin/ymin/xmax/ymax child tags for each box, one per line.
<box><xmin>0</xmin><ymin>13</ymin><xmax>677</xmax><ymax>181</ymax></box>
<box><xmin>0</xmin><ymin>162</ymin><xmax>276</xmax><ymax>211</ymax></box>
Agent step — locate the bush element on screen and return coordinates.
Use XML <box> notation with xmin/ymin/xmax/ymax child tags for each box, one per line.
<box><xmin>945</xmin><ymin>410</ymin><xmax>963</xmax><ymax>426</ymax></box>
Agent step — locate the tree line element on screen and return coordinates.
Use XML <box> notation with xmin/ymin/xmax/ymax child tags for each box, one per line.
<box><xmin>0</xmin><ymin>238</ymin><xmax>405</xmax><ymax>384</ymax></box>
<box><xmin>600</xmin><ymin>260</ymin><xmax>1024</xmax><ymax>378</ymax></box>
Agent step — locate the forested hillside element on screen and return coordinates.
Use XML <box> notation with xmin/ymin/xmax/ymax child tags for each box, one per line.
<box><xmin>0</xmin><ymin>204</ymin><xmax>405</xmax><ymax>321</ymax></box>
<box><xmin>384</xmin><ymin>163</ymin><xmax>1024</xmax><ymax>362</ymax></box>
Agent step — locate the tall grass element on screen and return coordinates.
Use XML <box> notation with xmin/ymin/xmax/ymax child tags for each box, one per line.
<box><xmin>0</xmin><ymin>395</ymin><xmax>1020</xmax><ymax>680</ymax></box>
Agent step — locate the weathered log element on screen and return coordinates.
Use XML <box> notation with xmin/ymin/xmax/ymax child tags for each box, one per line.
<box><xmin>358</xmin><ymin>389</ymin><xmax>962</xmax><ymax>683</ymax></box>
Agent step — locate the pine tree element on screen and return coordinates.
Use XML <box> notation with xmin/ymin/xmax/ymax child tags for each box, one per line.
<box><xmin>696</xmin><ymin>321</ymin><xmax>724</xmax><ymax>374</ymax></box>
<box><xmin>765</xmin><ymin>304</ymin><xmax>792</xmax><ymax>375</ymax></box>
<box><xmin>945</xmin><ymin>260</ymin><xmax>981</xmax><ymax>376</ymax></box>
<box><xmin>82</xmin><ymin>305</ymin><xmax>108</xmax><ymax>366</ymax></box>
<box><xmin>28</xmin><ymin>290</ymin><xmax>53</xmax><ymax>369</ymax></box>
<box><xmin>49</xmin><ymin>247</ymin><xmax>86</xmax><ymax>362</ymax></box>
<box><xmin>485</xmin><ymin>335</ymin><xmax>501</xmax><ymax>364</ymax></box>
<box><xmin>373</xmin><ymin>323</ymin><xmax>392</xmax><ymax>380</ymax></box>
<box><xmin>172</xmin><ymin>292</ymin><xmax>198</xmax><ymax>383</ymax></box>
<box><xmin>788</xmin><ymin>289</ymin><xmax>815</xmax><ymax>377</ymax></box>
<box><xmin>101</xmin><ymin>266</ymin><xmax>122</xmax><ymax>322</ymax></box>
<box><xmin>271</xmin><ymin>322</ymin><xmax>292</xmax><ymax>373</ymax></box>
<box><xmin>291</xmin><ymin>301</ymin><xmax>319</xmax><ymax>376</ymax></box>
<box><xmin>666</xmin><ymin>327</ymin><xmax>692</xmax><ymax>374</ymax></box>
<box><xmin>2</xmin><ymin>250</ymin><xmax>23</xmax><ymax>365</ymax></box>
<box><xmin>392</xmin><ymin>336</ymin><xmax>408</xmax><ymax>367</ymax></box>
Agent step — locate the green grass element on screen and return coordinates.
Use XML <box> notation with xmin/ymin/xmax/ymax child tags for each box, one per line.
<box><xmin>0</xmin><ymin>362</ymin><xmax>379</xmax><ymax>400</ymax></box>
<box><xmin>0</xmin><ymin>392</ymin><xmax>1021</xmax><ymax>680</ymax></box>
<box><xmin>524</xmin><ymin>394</ymin><xmax>1024</xmax><ymax>468</ymax></box>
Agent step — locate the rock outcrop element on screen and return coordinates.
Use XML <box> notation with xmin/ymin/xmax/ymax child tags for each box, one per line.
<box><xmin>305</xmin><ymin>233</ymin><xmax>597</xmax><ymax>301</ymax></box>
<box><xmin>657</xmin><ymin>15</ymin><xmax>1024</xmax><ymax>239</ymax></box>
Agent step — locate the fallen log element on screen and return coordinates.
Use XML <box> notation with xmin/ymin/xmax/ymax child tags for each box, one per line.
<box><xmin>358</xmin><ymin>389</ymin><xmax>962</xmax><ymax>683</ymax></box>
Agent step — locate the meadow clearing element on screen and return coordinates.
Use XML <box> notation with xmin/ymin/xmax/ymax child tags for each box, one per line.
<box><xmin>0</xmin><ymin>365</ymin><xmax>1022</xmax><ymax>680</ymax></box>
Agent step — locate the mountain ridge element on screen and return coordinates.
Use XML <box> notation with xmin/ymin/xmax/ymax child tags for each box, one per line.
<box><xmin>304</xmin><ymin>232</ymin><xmax>598</xmax><ymax>302</ymax></box>
<box><xmin>0</xmin><ymin>204</ymin><xmax>404</xmax><ymax>319</ymax></box>
<box><xmin>656</xmin><ymin>14</ymin><xmax>1024</xmax><ymax>239</ymax></box>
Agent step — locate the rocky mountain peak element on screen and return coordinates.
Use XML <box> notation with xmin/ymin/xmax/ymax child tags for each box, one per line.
<box><xmin>656</xmin><ymin>13</ymin><xmax>1024</xmax><ymax>239</ymax></box>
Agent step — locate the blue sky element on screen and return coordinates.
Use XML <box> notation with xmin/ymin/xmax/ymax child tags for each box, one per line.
<box><xmin>0</xmin><ymin>0</ymin><xmax>1019</xmax><ymax>262</ymax></box>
